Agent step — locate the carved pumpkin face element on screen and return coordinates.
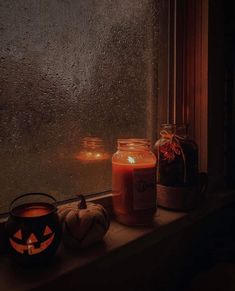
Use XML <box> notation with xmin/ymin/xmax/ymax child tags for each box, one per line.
<box><xmin>9</xmin><ymin>225</ymin><xmax>55</xmax><ymax>255</ymax></box>
<box><xmin>6</xmin><ymin>194</ymin><xmax>61</xmax><ymax>264</ymax></box>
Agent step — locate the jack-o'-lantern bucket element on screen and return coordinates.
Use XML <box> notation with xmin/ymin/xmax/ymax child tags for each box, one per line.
<box><xmin>5</xmin><ymin>193</ymin><xmax>61</xmax><ymax>265</ymax></box>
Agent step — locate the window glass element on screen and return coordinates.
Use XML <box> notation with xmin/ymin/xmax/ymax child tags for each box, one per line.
<box><xmin>0</xmin><ymin>0</ymin><xmax>166</xmax><ymax>212</ymax></box>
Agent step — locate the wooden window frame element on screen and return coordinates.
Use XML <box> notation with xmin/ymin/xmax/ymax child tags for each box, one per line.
<box><xmin>170</xmin><ymin>0</ymin><xmax>228</xmax><ymax>192</ymax></box>
<box><xmin>172</xmin><ymin>0</ymin><xmax>208</xmax><ymax>173</ymax></box>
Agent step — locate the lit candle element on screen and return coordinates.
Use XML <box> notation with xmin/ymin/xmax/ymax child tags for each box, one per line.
<box><xmin>112</xmin><ymin>139</ymin><xmax>157</xmax><ymax>226</ymax></box>
<box><xmin>27</xmin><ymin>239</ymin><xmax>33</xmax><ymax>255</ymax></box>
<box><xmin>6</xmin><ymin>193</ymin><xmax>61</xmax><ymax>264</ymax></box>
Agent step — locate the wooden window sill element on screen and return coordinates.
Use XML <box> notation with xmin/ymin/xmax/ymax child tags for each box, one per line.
<box><xmin>0</xmin><ymin>191</ymin><xmax>234</xmax><ymax>291</ymax></box>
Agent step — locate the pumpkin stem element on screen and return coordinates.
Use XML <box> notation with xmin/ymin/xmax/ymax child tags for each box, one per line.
<box><xmin>78</xmin><ymin>195</ymin><xmax>87</xmax><ymax>209</ymax></box>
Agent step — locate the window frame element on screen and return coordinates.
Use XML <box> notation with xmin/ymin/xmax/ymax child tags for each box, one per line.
<box><xmin>0</xmin><ymin>0</ymin><xmax>229</xmax><ymax>217</ymax></box>
<box><xmin>167</xmin><ymin>0</ymin><xmax>230</xmax><ymax>193</ymax></box>
<box><xmin>171</xmin><ymin>0</ymin><xmax>209</xmax><ymax>174</ymax></box>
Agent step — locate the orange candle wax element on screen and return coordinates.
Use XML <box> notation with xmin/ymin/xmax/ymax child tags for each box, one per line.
<box><xmin>13</xmin><ymin>203</ymin><xmax>53</xmax><ymax>218</ymax></box>
<box><xmin>112</xmin><ymin>139</ymin><xmax>157</xmax><ymax>226</ymax></box>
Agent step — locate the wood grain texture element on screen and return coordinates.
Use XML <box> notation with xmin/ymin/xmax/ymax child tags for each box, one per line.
<box><xmin>172</xmin><ymin>0</ymin><xmax>208</xmax><ymax>173</ymax></box>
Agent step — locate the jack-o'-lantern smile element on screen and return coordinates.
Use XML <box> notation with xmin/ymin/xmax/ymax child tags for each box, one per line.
<box><xmin>9</xmin><ymin>226</ymin><xmax>55</xmax><ymax>255</ymax></box>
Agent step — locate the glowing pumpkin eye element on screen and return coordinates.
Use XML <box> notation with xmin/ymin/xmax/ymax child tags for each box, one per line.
<box><xmin>43</xmin><ymin>225</ymin><xmax>52</xmax><ymax>236</ymax></box>
<box><xmin>27</xmin><ymin>233</ymin><xmax>38</xmax><ymax>244</ymax></box>
<box><xmin>14</xmin><ymin>229</ymin><xmax>22</xmax><ymax>240</ymax></box>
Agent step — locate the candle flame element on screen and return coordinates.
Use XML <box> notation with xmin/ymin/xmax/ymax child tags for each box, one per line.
<box><xmin>127</xmin><ymin>156</ymin><xmax>135</xmax><ymax>164</ymax></box>
<box><xmin>27</xmin><ymin>240</ymin><xmax>33</xmax><ymax>255</ymax></box>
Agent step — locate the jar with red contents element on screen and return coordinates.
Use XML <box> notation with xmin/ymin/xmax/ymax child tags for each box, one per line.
<box><xmin>155</xmin><ymin>124</ymin><xmax>200</xmax><ymax>210</ymax></box>
<box><xmin>112</xmin><ymin>139</ymin><xmax>157</xmax><ymax>226</ymax></box>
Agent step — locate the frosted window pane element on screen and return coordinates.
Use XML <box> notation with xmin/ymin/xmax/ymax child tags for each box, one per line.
<box><xmin>0</xmin><ymin>0</ymin><xmax>163</xmax><ymax>212</ymax></box>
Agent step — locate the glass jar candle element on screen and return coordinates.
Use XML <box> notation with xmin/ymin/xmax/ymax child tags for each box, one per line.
<box><xmin>112</xmin><ymin>139</ymin><xmax>156</xmax><ymax>226</ymax></box>
<box><xmin>155</xmin><ymin>124</ymin><xmax>198</xmax><ymax>187</ymax></box>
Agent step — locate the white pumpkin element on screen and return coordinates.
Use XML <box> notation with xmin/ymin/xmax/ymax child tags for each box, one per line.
<box><xmin>58</xmin><ymin>195</ymin><xmax>110</xmax><ymax>249</ymax></box>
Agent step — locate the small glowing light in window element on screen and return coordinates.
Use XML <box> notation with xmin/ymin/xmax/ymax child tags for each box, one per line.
<box><xmin>128</xmin><ymin>156</ymin><xmax>135</xmax><ymax>164</ymax></box>
<box><xmin>75</xmin><ymin>137</ymin><xmax>110</xmax><ymax>162</ymax></box>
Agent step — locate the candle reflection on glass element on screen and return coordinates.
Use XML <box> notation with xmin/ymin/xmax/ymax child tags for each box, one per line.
<box><xmin>76</xmin><ymin>137</ymin><xmax>110</xmax><ymax>162</ymax></box>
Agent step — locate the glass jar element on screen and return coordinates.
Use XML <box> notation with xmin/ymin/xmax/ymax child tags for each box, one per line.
<box><xmin>112</xmin><ymin>139</ymin><xmax>156</xmax><ymax>226</ymax></box>
<box><xmin>155</xmin><ymin>124</ymin><xmax>198</xmax><ymax>187</ymax></box>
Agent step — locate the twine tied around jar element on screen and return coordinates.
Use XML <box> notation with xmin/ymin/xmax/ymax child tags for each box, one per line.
<box><xmin>157</xmin><ymin>130</ymin><xmax>187</xmax><ymax>184</ymax></box>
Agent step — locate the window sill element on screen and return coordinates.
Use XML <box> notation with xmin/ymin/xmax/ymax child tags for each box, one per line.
<box><xmin>0</xmin><ymin>190</ymin><xmax>235</xmax><ymax>291</ymax></box>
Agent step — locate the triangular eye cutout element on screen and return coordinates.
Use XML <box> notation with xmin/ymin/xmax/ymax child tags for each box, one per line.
<box><xmin>14</xmin><ymin>229</ymin><xmax>22</xmax><ymax>240</ymax></box>
<box><xmin>43</xmin><ymin>225</ymin><xmax>52</xmax><ymax>236</ymax></box>
<box><xmin>27</xmin><ymin>233</ymin><xmax>38</xmax><ymax>244</ymax></box>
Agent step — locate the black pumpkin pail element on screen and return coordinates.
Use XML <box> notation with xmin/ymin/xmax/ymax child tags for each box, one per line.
<box><xmin>5</xmin><ymin>193</ymin><xmax>61</xmax><ymax>265</ymax></box>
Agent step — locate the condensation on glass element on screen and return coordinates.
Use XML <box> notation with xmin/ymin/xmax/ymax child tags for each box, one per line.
<box><xmin>0</xmin><ymin>0</ymin><xmax>166</xmax><ymax>212</ymax></box>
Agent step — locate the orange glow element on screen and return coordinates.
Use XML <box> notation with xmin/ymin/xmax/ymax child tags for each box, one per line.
<box><xmin>27</xmin><ymin>233</ymin><xmax>38</xmax><ymax>244</ymax></box>
<box><xmin>112</xmin><ymin>161</ymin><xmax>156</xmax><ymax>226</ymax></box>
<box><xmin>75</xmin><ymin>150</ymin><xmax>110</xmax><ymax>162</ymax></box>
<box><xmin>75</xmin><ymin>137</ymin><xmax>110</xmax><ymax>162</ymax></box>
<box><xmin>43</xmin><ymin>225</ymin><xmax>53</xmax><ymax>236</ymax></box>
<box><xmin>14</xmin><ymin>205</ymin><xmax>51</xmax><ymax>217</ymax></box>
<box><xmin>13</xmin><ymin>229</ymin><xmax>22</xmax><ymax>240</ymax></box>
<box><xmin>9</xmin><ymin>233</ymin><xmax>55</xmax><ymax>255</ymax></box>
